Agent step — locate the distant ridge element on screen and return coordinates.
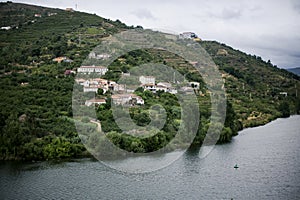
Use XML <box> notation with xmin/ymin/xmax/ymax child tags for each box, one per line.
<box><xmin>287</xmin><ymin>67</ymin><xmax>300</xmax><ymax>76</ymax></box>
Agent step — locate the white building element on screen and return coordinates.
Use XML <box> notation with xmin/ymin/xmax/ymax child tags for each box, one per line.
<box><xmin>179</xmin><ymin>32</ymin><xmax>198</xmax><ymax>39</ymax></box>
<box><xmin>83</xmin><ymin>86</ymin><xmax>99</xmax><ymax>93</ymax></box>
<box><xmin>157</xmin><ymin>82</ymin><xmax>172</xmax><ymax>88</ymax></box>
<box><xmin>279</xmin><ymin>92</ymin><xmax>288</xmax><ymax>97</ymax></box>
<box><xmin>156</xmin><ymin>82</ymin><xmax>177</xmax><ymax>94</ymax></box>
<box><xmin>85</xmin><ymin>98</ymin><xmax>106</xmax><ymax>106</ymax></box>
<box><xmin>97</xmin><ymin>53</ymin><xmax>111</xmax><ymax>60</ymax></box>
<box><xmin>156</xmin><ymin>85</ymin><xmax>168</xmax><ymax>93</ymax></box>
<box><xmin>113</xmin><ymin>84</ymin><xmax>126</xmax><ymax>92</ymax></box>
<box><xmin>139</xmin><ymin>76</ymin><xmax>155</xmax><ymax>85</ymax></box>
<box><xmin>47</xmin><ymin>12</ymin><xmax>57</xmax><ymax>16</ymax></box>
<box><xmin>135</xmin><ymin>96</ymin><xmax>145</xmax><ymax>105</ymax></box>
<box><xmin>143</xmin><ymin>84</ymin><xmax>156</xmax><ymax>92</ymax></box>
<box><xmin>189</xmin><ymin>82</ymin><xmax>200</xmax><ymax>89</ymax></box>
<box><xmin>168</xmin><ymin>89</ymin><xmax>178</xmax><ymax>94</ymax></box>
<box><xmin>77</xmin><ymin>66</ymin><xmax>108</xmax><ymax>75</ymax></box>
<box><xmin>111</xmin><ymin>94</ymin><xmax>144</xmax><ymax>106</ymax></box>
<box><xmin>1</xmin><ymin>26</ymin><xmax>11</xmax><ymax>30</ymax></box>
<box><xmin>88</xmin><ymin>52</ymin><xmax>111</xmax><ymax>60</ymax></box>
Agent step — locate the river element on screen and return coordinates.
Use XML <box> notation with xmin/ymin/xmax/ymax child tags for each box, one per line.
<box><xmin>1</xmin><ymin>115</ymin><xmax>300</xmax><ymax>199</ymax></box>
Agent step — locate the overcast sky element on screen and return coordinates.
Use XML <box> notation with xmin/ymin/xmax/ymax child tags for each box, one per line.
<box><xmin>5</xmin><ymin>0</ymin><xmax>300</xmax><ymax>68</ymax></box>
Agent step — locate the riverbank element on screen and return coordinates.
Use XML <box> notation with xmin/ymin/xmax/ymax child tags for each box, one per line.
<box><xmin>1</xmin><ymin>115</ymin><xmax>299</xmax><ymax>199</ymax></box>
<box><xmin>0</xmin><ymin>113</ymin><xmax>296</xmax><ymax>162</ymax></box>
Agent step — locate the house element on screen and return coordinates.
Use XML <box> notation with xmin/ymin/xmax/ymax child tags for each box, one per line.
<box><xmin>53</xmin><ymin>57</ymin><xmax>66</xmax><ymax>63</ymax></box>
<box><xmin>47</xmin><ymin>12</ymin><xmax>57</xmax><ymax>16</ymax></box>
<box><xmin>34</xmin><ymin>14</ymin><xmax>41</xmax><ymax>17</ymax></box>
<box><xmin>64</xmin><ymin>58</ymin><xmax>73</xmax><ymax>63</ymax></box>
<box><xmin>143</xmin><ymin>84</ymin><xmax>156</xmax><ymax>92</ymax></box>
<box><xmin>92</xmin><ymin>78</ymin><xmax>108</xmax><ymax>85</ymax></box>
<box><xmin>189</xmin><ymin>82</ymin><xmax>200</xmax><ymax>89</ymax></box>
<box><xmin>85</xmin><ymin>98</ymin><xmax>106</xmax><ymax>106</ymax></box>
<box><xmin>113</xmin><ymin>84</ymin><xmax>126</xmax><ymax>92</ymax></box>
<box><xmin>83</xmin><ymin>86</ymin><xmax>99</xmax><ymax>93</ymax></box>
<box><xmin>179</xmin><ymin>32</ymin><xmax>198</xmax><ymax>39</ymax></box>
<box><xmin>20</xmin><ymin>82</ymin><xmax>29</xmax><ymax>86</ymax></box>
<box><xmin>97</xmin><ymin>53</ymin><xmax>111</xmax><ymax>60</ymax></box>
<box><xmin>52</xmin><ymin>57</ymin><xmax>72</xmax><ymax>63</ymax></box>
<box><xmin>88</xmin><ymin>52</ymin><xmax>111</xmax><ymax>60</ymax></box>
<box><xmin>168</xmin><ymin>88</ymin><xmax>178</xmax><ymax>94</ymax></box>
<box><xmin>217</xmin><ymin>49</ymin><xmax>228</xmax><ymax>56</ymax></box>
<box><xmin>107</xmin><ymin>81</ymin><xmax>117</xmax><ymax>90</ymax></box>
<box><xmin>64</xmin><ymin>70</ymin><xmax>76</xmax><ymax>76</ymax></box>
<box><xmin>156</xmin><ymin>83</ymin><xmax>178</xmax><ymax>94</ymax></box>
<box><xmin>156</xmin><ymin>85</ymin><xmax>168</xmax><ymax>92</ymax></box>
<box><xmin>134</xmin><ymin>96</ymin><xmax>145</xmax><ymax>105</ymax></box>
<box><xmin>88</xmin><ymin>52</ymin><xmax>96</xmax><ymax>59</ymax></box>
<box><xmin>139</xmin><ymin>76</ymin><xmax>155</xmax><ymax>85</ymax></box>
<box><xmin>111</xmin><ymin>94</ymin><xmax>144</xmax><ymax>106</ymax></box>
<box><xmin>77</xmin><ymin>66</ymin><xmax>108</xmax><ymax>75</ymax></box>
<box><xmin>65</xmin><ymin>8</ymin><xmax>74</xmax><ymax>12</ymax></box>
<box><xmin>1</xmin><ymin>26</ymin><xmax>11</xmax><ymax>30</ymax></box>
<box><xmin>79</xmin><ymin>78</ymin><xmax>110</xmax><ymax>93</ymax></box>
<box><xmin>157</xmin><ymin>82</ymin><xmax>172</xmax><ymax>88</ymax></box>
<box><xmin>279</xmin><ymin>92</ymin><xmax>288</xmax><ymax>97</ymax></box>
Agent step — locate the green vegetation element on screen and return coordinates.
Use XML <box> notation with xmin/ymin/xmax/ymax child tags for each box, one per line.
<box><xmin>0</xmin><ymin>2</ymin><xmax>130</xmax><ymax>160</ymax></box>
<box><xmin>0</xmin><ymin>2</ymin><xmax>299</xmax><ymax>160</ymax></box>
<box><xmin>201</xmin><ymin>41</ymin><xmax>300</xmax><ymax>127</ymax></box>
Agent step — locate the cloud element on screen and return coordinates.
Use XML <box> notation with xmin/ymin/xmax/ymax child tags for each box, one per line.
<box><xmin>131</xmin><ymin>8</ymin><xmax>156</xmax><ymax>20</ymax></box>
<box><xmin>221</xmin><ymin>8</ymin><xmax>242</xmax><ymax>19</ymax></box>
<box><xmin>208</xmin><ymin>7</ymin><xmax>243</xmax><ymax>20</ymax></box>
<box><xmin>290</xmin><ymin>0</ymin><xmax>300</xmax><ymax>14</ymax></box>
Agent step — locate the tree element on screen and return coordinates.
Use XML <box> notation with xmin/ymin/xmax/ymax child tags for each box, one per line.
<box><xmin>278</xmin><ymin>101</ymin><xmax>290</xmax><ymax>118</ymax></box>
<box><xmin>97</xmin><ymin>88</ymin><xmax>104</xmax><ymax>95</ymax></box>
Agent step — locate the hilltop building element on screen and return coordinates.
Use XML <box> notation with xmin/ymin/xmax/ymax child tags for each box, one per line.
<box><xmin>65</xmin><ymin>8</ymin><xmax>74</xmax><ymax>12</ymax></box>
<box><xmin>179</xmin><ymin>32</ymin><xmax>201</xmax><ymax>41</ymax></box>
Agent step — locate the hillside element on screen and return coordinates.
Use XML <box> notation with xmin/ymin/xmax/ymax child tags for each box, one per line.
<box><xmin>287</xmin><ymin>67</ymin><xmax>300</xmax><ymax>76</ymax></box>
<box><xmin>200</xmin><ymin>41</ymin><xmax>300</xmax><ymax>127</ymax></box>
<box><xmin>0</xmin><ymin>2</ymin><xmax>299</xmax><ymax>160</ymax></box>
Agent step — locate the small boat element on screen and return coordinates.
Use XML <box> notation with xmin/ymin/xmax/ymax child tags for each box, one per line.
<box><xmin>234</xmin><ymin>164</ymin><xmax>239</xmax><ymax>169</ymax></box>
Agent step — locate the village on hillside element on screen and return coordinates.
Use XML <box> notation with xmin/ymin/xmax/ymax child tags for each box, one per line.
<box><xmin>74</xmin><ymin>63</ymin><xmax>201</xmax><ymax>108</ymax></box>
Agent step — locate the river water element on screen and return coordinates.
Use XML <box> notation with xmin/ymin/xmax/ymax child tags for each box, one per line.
<box><xmin>1</xmin><ymin>116</ymin><xmax>300</xmax><ymax>199</ymax></box>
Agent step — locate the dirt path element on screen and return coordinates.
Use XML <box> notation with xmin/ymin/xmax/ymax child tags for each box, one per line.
<box><xmin>90</xmin><ymin>119</ymin><xmax>102</xmax><ymax>132</ymax></box>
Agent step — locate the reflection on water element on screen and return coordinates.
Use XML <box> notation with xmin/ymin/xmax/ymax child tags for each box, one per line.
<box><xmin>0</xmin><ymin>116</ymin><xmax>300</xmax><ymax>199</ymax></box>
